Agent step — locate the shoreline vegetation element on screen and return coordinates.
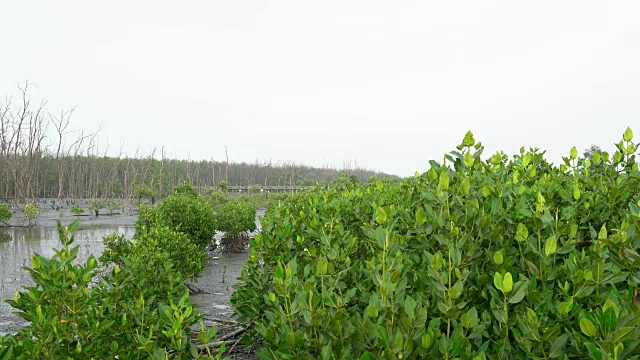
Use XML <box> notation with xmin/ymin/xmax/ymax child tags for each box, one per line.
<box><xmin>0</xmin><ymin>182</ymin><xmax>262</xmax><ymax>358</ymax></box>
<box><xmin>0</xmin><ymin>83</ymin><xmax>394</xmax><ymax>209</ymax></box>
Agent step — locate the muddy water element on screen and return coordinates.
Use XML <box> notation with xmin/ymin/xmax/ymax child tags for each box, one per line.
<box><xmin>0</xmin><ymin>206</ymin><xmax>261</xmax><ymax>357</ymax></box>
<box><xmin>0</xmin><ymin>225</ymin><xmax>135</xmax><ymax>335</ymax></box>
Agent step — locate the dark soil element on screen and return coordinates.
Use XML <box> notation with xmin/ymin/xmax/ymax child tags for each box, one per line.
<box><xmin>189</xmin><ymin>250</ymin><xmax>259</xmax><ymax>359</ymax></box>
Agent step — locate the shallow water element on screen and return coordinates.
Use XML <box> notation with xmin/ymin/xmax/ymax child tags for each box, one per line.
<box><xmin>0</xmin><ymin>224</ymin><xmax>134</xmax><ymax>335</ymax></box>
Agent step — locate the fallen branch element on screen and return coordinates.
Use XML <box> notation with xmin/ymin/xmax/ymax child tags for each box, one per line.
<box><xmin>197</xmin><ymin>327</ymin><xmax>246</xmax><ymax>350</ymax></box>
<box><xmin>186</xmin><ymin>283</ymin><xmax>210</xmax><ymax>295</ymax></box>
<box><xmin>228</xmin><ymin>336</ymin><xmax>242</xmax><ymax>354</ymax></box>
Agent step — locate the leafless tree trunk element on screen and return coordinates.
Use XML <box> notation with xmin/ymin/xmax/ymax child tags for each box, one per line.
<box><xmin>1</xmin><ymin>82</ymin><xmax>49</xmax><ymax>206</ymax></box>
<box><xmin>225</xmin><ymin>145</ymin><xmax>229</xmax><ymax>183</ymax></box>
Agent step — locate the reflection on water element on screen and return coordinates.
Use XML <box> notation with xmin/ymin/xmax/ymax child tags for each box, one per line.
<box><xmin>0</xmin><ymin>225</ymin><xmax>134</xmax><ymax>335</ymax></box>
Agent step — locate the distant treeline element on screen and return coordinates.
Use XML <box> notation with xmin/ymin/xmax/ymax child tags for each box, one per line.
<box><xmin>0</xmin><ymin>82</ymin><xmax>394</xmax><ymax>204</ymax></box>
<box><xmin>1</xmin><ymin>154</ymin><xmax>394</xmax><ymax>203</ymax></box>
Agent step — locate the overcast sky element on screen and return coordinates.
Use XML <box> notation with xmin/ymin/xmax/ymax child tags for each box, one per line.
<box><xmin>1</xmin><ymin>1</ymin><xmax>639</xmax><ymax>176</ymax></box>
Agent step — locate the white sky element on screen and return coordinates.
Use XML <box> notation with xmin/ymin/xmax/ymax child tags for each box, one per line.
<box><xmin>1</xmin><ymin>1</ymin><xmax>639</xmax><ymax>176</ymax></box>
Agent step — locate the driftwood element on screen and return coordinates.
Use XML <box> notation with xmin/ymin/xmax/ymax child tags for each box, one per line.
<box><xmin>197</xmin><ymin>327</ymin><xmax>246</xmax><ymax>350</ymax></box>
<box><xmin>186</xmin><ymin>283</ymin><xmax>210</xmax><ymax>295</ymax></box>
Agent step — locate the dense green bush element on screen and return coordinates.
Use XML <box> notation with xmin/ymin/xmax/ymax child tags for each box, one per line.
<box><xmin>71</xmin><ymin>205</ymin><xmax>84</xmax><ymax>217</ymax></box>
<box><xmin>135</xmin><ymin>183</ymin><xmax>159</xmax><ymax>205</ymax></box>
<box><xmin>215</xmin><ymin>200</ymin><xmax>257</xmax><ymax>252</ymax></box>
<box><xmin>137</xmin><ymin>190</ymin><xmax>216</xmax><ymax>249</ymax></box>
<box><xmin>23</xmin><ymin>202</ymin><xmax>39</xmax><ymax>226</ymax></box>
<box><xmin>106</xmin><ymin>199</ymin><xmax>123</xmax><ymax>215</ymax></box>
<box><xmin>88</xmin><ymin>199</ymin><xmax>107</xmax><ymax>216</ymax></box>
<box><xmin>205</xmin><ymin>187</ymin><xmax>291</xmax><ymax>212</ymax></box>
<box><xmin>102</xmin><ymin>225</ymin><xmax>208</xmax><ymax>281</ymax></box>
<box><xmin>0</xmin><ymin>220</ymin><xmax>225</xmax><ymax>359</ymax></box>
<box><xmin>236</xmin><ymin>193</ymin><xmax>290</xmax><ymax>211</ymax></box>
<box><xmin>232</xmin><ymin>128</ymin><xmax>640</xmax><ymax>359</ymax></box>
<box><xmin>174</xmin><ymin>181</ymin><xmax>201</xmax><ymax>199</ymax></box>
<box><xmin>205</xmin><ymin>189</ymin><xmax>230</xmax><ymax>211</ymax></box>
<box><xmin>0</xmin><ymin>203</ymin><xmax>12</xmax><ymax>226</ymax></box>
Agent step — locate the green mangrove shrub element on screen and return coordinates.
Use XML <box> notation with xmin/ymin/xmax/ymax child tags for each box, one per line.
<box><xmin>0</xmin><ymin>203</ymin><xmax>12</xmax><ymax>227</ymax></box>
<box><xmin>136</xmin><ymin>186</ymin><xmax>216</xmax><ymax>249</ymax></box>
<box><xmin>135</xmin><ymin>183</ymin><xmax>159</xmax><ymax>205</ymax></box>
<box><xmin>23</xmin><ymin>202</ymin><xmax>39</xmax><ymax>226</ymax></box>
<box><xmin>0</xmin><ymin>220</ymin><xmax>226</xmax><ymax>359</ymax></box>
<box><xmin>174</xmin><ymin>181</ymin><xmax>201</xmax><ymax>199</ymax></box>
<box><xmin>71</xmin><ymin>205</ymin><xmax>84</xmax><ymax>217</ymax></box>
<box><xmin>217</xmin><ymin>181</ymin><xmax>230</xmax><ymax>193</ymax></box>
<box><xmin>88</xmin><ymin>199</ymin><xmax>107</xmax><ymax>217</ymax></box>
<box><xmin>106</xmin><ymin>199</ymin><xmax>123</xmax><ymax>215</ymax></box>
<box><xmin>237</xmin><ymin>192</ymin><xmax>290</xmax><ymax>211</ymax></box>
<box><xmin>101</xmin><ymin>225</ymin><xmax>208</xmax><ymax>282</ymax></box>
<box><xmin>205</xmin><ymin>189</ymin><xmax>230</xmax><ymax>211</ymax></box>
<box><xmin>215</xmin><ymin>200</ymin><xmax>257</xmax><ymax>252</ymax></box>
<box><xmin>232</xmin><ymin>128</ymin><xmax>640</xmax><ymax>359</ymax></box>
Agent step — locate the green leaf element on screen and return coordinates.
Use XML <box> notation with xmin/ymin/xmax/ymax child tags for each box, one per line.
<box><xmin>526</xmin><ymin>308</ymin><xmax>539</xmax><ymax>327</ymax></box>
<box><xmin>602</xmin><ymin>300</ymin><xmax>619</xmax><ymax>318</ymax></box>
<box><xmin>392</xmin><ymin>332</ymin><xmax>404</xmax><ymax>353</ymax></box>
<box><xmin>366</xmin><ymin>304</ymin><xmax>378</xmax><ymax>318</ymax></box>
<box><xmin>449</xmin><ymin>281</ymin><xmax>464</xmax><ymax>300</ymax></box>
<box><xmin>274</xmin><ymin>263</ymin><xmax>284</xmax><ymax>281</ymax></box>
<box><xmin>438</xmin><ymin>170</ymin><xmax>450</xmax><ymax>191</ymax></box>
<box><xmin>376</xmin><ymin>207</ymin><xmax>387</xmax><ymax>224</ymax></box>
<box><xmin>461</xmin><ymin>312</ymin><xmax>471</xmax><ymax>328</ymax></box>
<box><xmin>376</xmin><ymin>180</ymin><xmax>384</xmax><ymax>190</ymax></box>
<box><xmin>460</xmin><ymin>178</ymin><xmax>470</xmax><ymax>196</ymax></box>
<box><xmin>613</xmin><ymin>151</ymin><xmax>622</xmax><ymax>162</ymax></box>
<box><xmin>464</xmin><ymin>152</ymin><xmax>474</xmax><ymax>168</ymax></box>
<box><xmin>612</xmin><ymin>327</ymin><xmax>635</xmax><ymax>343</ymax></box>
<box><xmin>463</xmin><ymin>131</ymin><xmax>475</xmax><ymax>147</ymax></box>
<box><xmin>623</xmin><ymin>127</ymin><xmax>633</xmax><ymax>141</ymax></box>
<box><xmin>491</xmin><ymin>153</ymin><xmax>502</xmax><ymax>165</ymax></box>
<box><xmin>68</xmin><ymin>219</ymin><xmax>80</xmax><ymax>235</ymax></box>
<box><xmin>316</xmin><ymin>258</ymin><xmax>328</xmax><ymax>276</ymax></box>
<box><xmin>509</xmin><ymin>280</ymin><xmax>528</xmax><ymax>304</ymax></box>
<box><xmin>416</xmin><ymin>208</ymin><xmax>427</xmax><ymax>225</ymax></box>
<box><xmin>473</xmin><ymin>353</ymin><xmax>487</xmax><ymax>360</ymax></box>
<box><xmin>557</xmin><ymin>301</ymin><xmax>572</xmax><ymax>316</ymax></box>
<box><xmin>421</xmin><ymin>332</ymin><xmax>434</xmax><ymax>349</ymax></box>
<box><xmin>494</xmin><ymin>272</ymin><xmax>503</xmax><ymax>291</ymax></box>
<box><xmin>580</xmin><ymin>318</ymin><xmax>598</xmax><ymax>338</ymax></box>
<box><xmin>516</xmin><ymin>223</ymin><xmax>528</xmax><ymax>242</ymax></box>
<box><xmin>545</xmin><ymin>235</ymin><xmax>558</xmax><ymax>257</ymax></box>
<box><xmin>359</xmin><ymin>352</ymin><xmax>374</xmax><ymax>360</ymax></box>
<box><xmin>570</xmin><ymin>146</ymin><xmax>578</xmax><ymax>160</ymax></box>
<box><xmin>404</xmin><ymin>295</ymin><xmax>417</xmax><ymax>319</ymax></box>
<box><xmin>493</xmin><ymin>251</ymin><xmax>504</xmax><ymax>265</ymax></box>
<box><xmin>549</xmin><ymin>333</ymin><xmax>569</xmax><ymax>358</ymax></box>
<box><xmin>321</xmin><ymin>343</ymin><xmax>332</xmax><ymax>360</ymax></box>
<box><xmin>451</xmin><ymin>334</ymin><xmax>464</xmax><ymax>357</ymax></box>
<box><xmin>602</xmin><ymin>307</ymin><xmax>618</xmax><ymax>334</ymax></box>
<box><xmin>598</xmin><ymin>224</ymin><xmax>607</xmax><ymax>240</ymax></box>
<box><xmin>573</xmin><ymin>185</ymin><xmax>581</xmax><ymax>200</ymax></box>
<box><xmin>502</xmin><ymin>273</ymin><xmax>513</xmax><ymax>293</ymax></box>
<box><xmin>377</xmin><ymin>325</ymin><xmax>390</xmax><ymax>348</ymax></box>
